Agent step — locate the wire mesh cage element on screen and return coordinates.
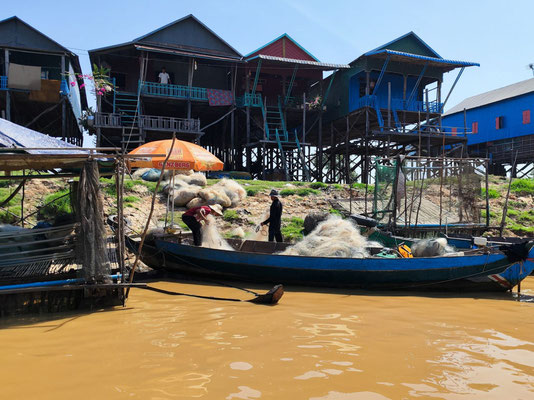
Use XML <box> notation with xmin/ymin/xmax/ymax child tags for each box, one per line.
<box><xmin>373</xmin><ymin>157</ymin><xmax>488</xmax><ymax>232</ymax></box>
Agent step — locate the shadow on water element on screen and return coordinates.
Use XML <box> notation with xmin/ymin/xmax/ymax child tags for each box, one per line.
<box><xmin>134</xmin><ymin>270</ymin><xmax>534</xmax><ymax>303</ymax></box>
<box><xmin>0</xmin><ymin>306</ymin><xmax>134</xmax><ymax>329</ymax></box>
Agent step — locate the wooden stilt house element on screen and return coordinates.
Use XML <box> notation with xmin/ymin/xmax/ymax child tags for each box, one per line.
<box><xmin>0</xmin><ymin>16</ymin><xmax>87</xmax><ymax>145</ymax></box>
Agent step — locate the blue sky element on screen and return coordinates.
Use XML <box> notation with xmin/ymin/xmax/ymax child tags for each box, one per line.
<box><xmin>3</xmin><ymin>0</ymin><xmax>534</xmax><ymax>110</ymax></box>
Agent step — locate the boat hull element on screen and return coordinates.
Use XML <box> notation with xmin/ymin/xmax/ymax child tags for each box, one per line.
<box><xmin>149</xmin><ymin>238</ymin><xmax>534</xmax><ymax>291</ymax></box>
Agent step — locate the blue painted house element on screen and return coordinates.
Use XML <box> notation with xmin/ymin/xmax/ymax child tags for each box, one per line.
<box><xmin>442</xmin><ymin>78</ymin><xmax>534</xmax><ymax>175</ymax></box>
<box><xmin>314</xmin><ymin>32</ymin><xmax>479</xmax><ymax>183</ymax></box>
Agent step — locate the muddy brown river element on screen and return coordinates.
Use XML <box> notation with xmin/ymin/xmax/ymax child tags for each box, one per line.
<box><xmin>1</xmin><ymin>277</ymin><xmax>533</xmax><ymax>399</ymax></box>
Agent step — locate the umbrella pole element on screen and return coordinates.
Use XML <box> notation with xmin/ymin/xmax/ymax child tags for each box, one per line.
<box><xmin>171</xmin><ymin>169</ymin><xmax>176</xmax><ymax>229</ymax></box>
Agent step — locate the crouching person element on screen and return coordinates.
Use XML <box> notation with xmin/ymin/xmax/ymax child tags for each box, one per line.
<box><xmin>181</xmin><ymin>204</ymin><xmax>223</xmax><ymax>246</ymax></box>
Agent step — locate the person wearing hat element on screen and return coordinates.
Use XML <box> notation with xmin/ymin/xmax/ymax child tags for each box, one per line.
<box><xmin>261</xmin><ymin>189</ymin><xmax>283</xmax><ymax>242</ymax></box>
<box><xmin>182</xmin><ymin>204</ymin><xmax>223</xmax><ymax>246</ymax></box>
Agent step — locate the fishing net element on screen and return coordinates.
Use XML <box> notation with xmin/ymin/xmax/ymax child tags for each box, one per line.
<box><xmin>281</xmin><ymin>215</ymin><xmax>378</xmax><ymax>258</ymax></box>
<box><xmin>201</xmin><ymin>215</ymin><xmax>234</xmax><ymax>250</ymax></box>
<box><xmin>75</xmin><ymin>160</ymin><xmax>111</xmax><ymax>283</ymax></box>
<box><xmin>373</xmin><ymin>157</ymin><xmax>485</xmax><ymax>229</ymax></box>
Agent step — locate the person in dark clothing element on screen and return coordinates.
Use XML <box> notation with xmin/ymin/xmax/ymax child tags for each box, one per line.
<box><xmin>181</xmin><ymin>204</ymin><xmax>223</xmax><ymax>246</ymax></box>
<box><xmin>261</xmin><ymin>189</ymin><xmax>283</xmax><ymax>242</ymax></box>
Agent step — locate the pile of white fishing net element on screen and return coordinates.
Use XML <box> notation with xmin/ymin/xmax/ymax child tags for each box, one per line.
<box><xmin>281</xmin><ymin>215</ymin><xmax>379</xmax><ymax>258</ymax></box>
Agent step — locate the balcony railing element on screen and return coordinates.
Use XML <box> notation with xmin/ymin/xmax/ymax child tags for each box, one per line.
<box><xmin>94</xmin><ymin>112</ymin><xmax>201</xmax><ymax>134</ymax></box>
<box><xmin>94</xmin><ymin>112</ymin><xmax>122</xmax><ymax>127</ymax></box>
<box><xmin>139</xmin><ymin>81</ymin><xmax>208</xmax><ymax>101</ymax></box>
<box><xmin>139</xmin><ymin>115</ymin><xmax>200</xmax><ymax>133</ymax></box>
<box><xmin>0</xmin><ymin>76</ymin><xmax>7</xmax><ymax>90</ymax></box>
<box><xmin>236</xmin><ymin>93</ymin><xmax>262</xmax><ymax>107</ymax></box>
<box><xmin>357</xmin><ymin>95</ymin><xmax>443</xmax><ymax>114</ymax></box>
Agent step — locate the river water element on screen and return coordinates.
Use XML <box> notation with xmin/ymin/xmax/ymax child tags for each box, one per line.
<box><xmin>1</xmin><ymin>277</ymin><xmax>533</xmax><ymax>399</ymax></box>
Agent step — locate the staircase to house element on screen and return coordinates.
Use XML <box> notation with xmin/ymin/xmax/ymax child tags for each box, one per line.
<box><xmin>260</xmin><ymin>97</ymin><xmax>310</xmax><ymax>181</ymax></box>
<box><xmin>113</xmin><ymin>91</ymin><xmax>144</xmax><ymax>151</ymax></box>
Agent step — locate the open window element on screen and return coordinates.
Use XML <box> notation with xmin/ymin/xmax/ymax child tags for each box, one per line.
<box><xmin>495</xmin><ymin>116</ymin><xmax>504</xmax><ymax>130</ymax></box>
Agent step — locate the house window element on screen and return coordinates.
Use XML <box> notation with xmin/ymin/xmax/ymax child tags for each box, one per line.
<box><xmin>472</xmin><ymin>121</ymin><xmax>478</xmax><ymax>133</ymax></box>
<box><xmin>451</xmin><ymin>127</ymin><xmax>457</xmax><ymax>135</ymax></box>
<box><xmin>523</xmin><ymin>110</ymin><xmax>530</xmax><ymax>124</ymax></box>
<box><xmin>496</xmin><ymin>116</ymin><xmax>504</xmax><ymax>130</ymax></box>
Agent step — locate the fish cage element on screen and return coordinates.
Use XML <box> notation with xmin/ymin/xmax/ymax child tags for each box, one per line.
<box><xmin>0</xmin><ymin>148</ymin><xmax>149</xmax><ymax>316</ymax></box>
<box><xmin>372</xmin><ymin>156</ymin><xmax>490</xmax><ymax>237</ymax></box>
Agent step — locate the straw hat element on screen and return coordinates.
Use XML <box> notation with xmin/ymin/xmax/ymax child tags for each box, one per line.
<box><xmin>209</xmin><ymin>204</ymin><xmax>223</xmax><ymax>216</ymax></box>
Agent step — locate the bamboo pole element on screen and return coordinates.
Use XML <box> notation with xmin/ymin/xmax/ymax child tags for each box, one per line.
<box><xmin>126</xmin><ymin>135</ymin><xmax>176</xmax><ymax>299</ymax></box>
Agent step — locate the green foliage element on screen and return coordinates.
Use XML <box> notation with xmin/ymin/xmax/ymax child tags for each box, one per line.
<box><xmin>329</xmin><ymin>208</ymin><xmax>342</xmax><ymax>216</ymax></box>
<box><xmin>332</xmin><ymin>184</ymin><xmax>344</xmax><ymax>190</ymax></box>
<box><xmin>281</xmin><ymin>217</ymin><xmax>304</xmax><ymax>241</ymax></box>
<box><xmin>481</xmin><ymin>188</ymin><xmax>501</xmax><ymax>199</ymax></box>
<box><xmin>506</xmin><ymin>209</ymin><xmax>519</xmax><ymax>217</ymax></box>
<box><xmin>223</xmin><ymin>209</ymin><xmax>239</xmax><ymax>222</ymax></box>
<box><xmin>510</xmin><ymin>179</ymin><xmax>534</xmax><ymax>195</ymax></box>
<box><xmin>309</xmin><ymin>182</ymin><xmax>328</xmax><ymax>189</ymax></box>
<box><xmin>40</xmin><ymin>190</ymin><xmax>72</xmax><ymax>220</ymax></box>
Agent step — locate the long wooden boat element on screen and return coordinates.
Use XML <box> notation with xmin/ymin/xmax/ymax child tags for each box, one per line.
<box><xmin>127</xmin><ymin>234</ymin><xmax>534</xmax><ymax>292</ymax></box>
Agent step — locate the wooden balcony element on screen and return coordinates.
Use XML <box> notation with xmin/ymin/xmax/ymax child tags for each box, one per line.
<box><xmin>94</xmin><ymin>112</ymin><xmax>201</xmax><ymax>134</ymax></box>
<box><xmin>139</xmin><ymin>81</ymin><xmax>208</xmax><ymax>101</ymax></box>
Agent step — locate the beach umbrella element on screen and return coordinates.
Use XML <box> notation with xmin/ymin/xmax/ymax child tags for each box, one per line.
<box><xmin>128</xmin><ymin>139</ymin><xmax>223</xmax><ymax>171</ymax></box>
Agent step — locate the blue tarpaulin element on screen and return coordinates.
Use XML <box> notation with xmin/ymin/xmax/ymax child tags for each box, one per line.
<box><xmin>0</xmin><ymin>118</ymin><xmax>87</xmax><ymax>154</ymax></box>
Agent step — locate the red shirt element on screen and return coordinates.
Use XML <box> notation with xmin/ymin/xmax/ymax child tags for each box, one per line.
<box><xmin>183</xmin><ymin>205</ymin><xmax>211</xmax><ymax>217</ymax></box>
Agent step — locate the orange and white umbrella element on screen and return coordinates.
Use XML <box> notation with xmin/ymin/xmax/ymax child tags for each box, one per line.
<box><xmin>128</xmin><ymin>139</ymin><xmax>224</xmax><ymax>171</ymax></box>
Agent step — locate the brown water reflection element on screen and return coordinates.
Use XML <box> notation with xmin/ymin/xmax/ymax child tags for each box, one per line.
<box><xmin>1</xmin><ymin>278</ymin><xmax>533</xmax><ymax>399</ymax></box>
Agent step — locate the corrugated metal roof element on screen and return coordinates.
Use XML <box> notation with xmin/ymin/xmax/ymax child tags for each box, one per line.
<box><xmin>134</xmin><ymin>45</ymin><xmax>244</xmax><ymax>62</ymax></box>
<box><xmin>364</xmin><ymin>49</ymin><xmax>479</xmax><ymax>68</ymax></box>
<box><xmin>444</xmin><ymin>78</ymin><xmax>534</xmax><ymax>115</ymax></box>
<box><xmin>246</xmin><ymin>55</ymin><xmax>350</xmax><ymax>69</ymax></box>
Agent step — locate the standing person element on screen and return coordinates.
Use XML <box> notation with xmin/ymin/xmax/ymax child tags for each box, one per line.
<box><xmin>158</xmin><ymin>67</ymin><xmax>171</xmax><ymax>84</ymax></box>
<box><xmin>261</xmin><ymin>189</ymin><xmax>283</xmax><ymax>242</ymax></box>
<box><xmin>181</xmin><ymin>204</ymin><xmax>223</xmax><ymax>246</ymax></box>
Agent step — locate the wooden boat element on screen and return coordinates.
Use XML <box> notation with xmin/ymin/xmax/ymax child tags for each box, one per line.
<box><xmin>127</xmin><ymin>233</ymin><xmax>534</xmax><ymax>292</ymax></box>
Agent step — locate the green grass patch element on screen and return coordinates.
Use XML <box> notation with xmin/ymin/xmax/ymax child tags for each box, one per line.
<box><xmin>280</xmin><ymin>188</ymin><xmax>296</xmax><ymax>196</ymax></box>
<box><xmin>351</xmin><ymin>182</ymin><xmax>375</xmax><ymax>191</ymax></box>
<box><xmin>246</xmin><ymin>187</ymin><xmax>261</xmax><ymax>196</ymax></box>
<box><xmin>332</xmin><ymin>184</ymin><xmax>344</xmax><ymax>190</ymax></box>
<box><xmin>280</xmin><ymin>188</ymin><xmax>320</xmax><ymax>197</ymax></box>
<box><xmin>481</xmin><ymin>209</ymin><xmax>497</xmax><ymax>219</ymax></box>
<box><xmin>0</xmin><ymin>206</ymin><xmax>22</xmax><ymax>223</ymax></box>
<box><xmin>518</xmin><ymin>211</ymin><xmax>534</xmax><ymax>223</ymax></box>
<box><xmin>159</xmin><ymin>212</ymin><xmax>189</xmax><ymax>230</ymax></box>
<box><xmin>506</xmin><ymin>209</ymin><xmax>519</xmax><ymax>217</ymax></box>
<box><xmin>39</xmin><ymin>190</ymin><xmax>72</xmax><ymax>220</ymax></box>
<box><xmin>481</xmin><ymin>188</ymin><xmax>501</xmax><ymax>199</ymax></box>
<box><xmin>281</xmin><ymin>217</ymin><xmax>304</xmax><ymax>241</ymax></box>
<box><xmin>223</xmin><ymin>209</ymin><xmax>239</xmax><ymax>222</ymax></box>
<box><xmin>510</xmin><ymin>179</ymin><xmax>534</xmax><ymax>195</ymax></box>
<box><xmin>508</xmin><ymin>224</ymin><xmax>534</xmax><ymax>235</ymax></box>
<box><xmin>329</xmin><ymin>208</ymin><xmax>342</xmax><ymax>216</ymax></box>
<box><xmin>123</xmin><ymin>195</ymin><xmax>140</xmax><ymax>203</ymax></box>
<box><xmin>309</xmin><ymin>182</ymin><xmax>328</xmax><ymax>190</ymax></box>
<box><xmin>0</xmin><ymin>187</ymin><xmax>22</xmax><ymax>207</ymax></box>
